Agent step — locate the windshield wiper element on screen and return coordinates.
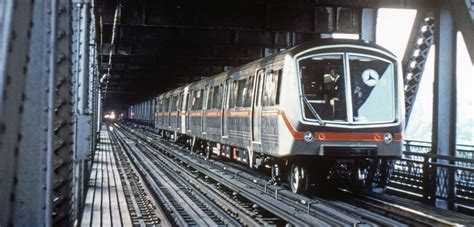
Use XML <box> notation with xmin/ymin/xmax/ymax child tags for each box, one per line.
<box><xmin>301</xmin><ymin>96</ymin><xmax>325</xmax><ymax>126</ymax></box>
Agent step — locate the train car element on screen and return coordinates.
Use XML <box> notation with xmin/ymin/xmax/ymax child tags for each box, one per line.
<box><xmin>153</xmin><ymin>39</ymin><xmax>404</xmax><ymax>193</ymax></box>
<box><xmin>128</xmin><ymin>98</ymin><xmax>155</xmax><ymax>126</ymax></box>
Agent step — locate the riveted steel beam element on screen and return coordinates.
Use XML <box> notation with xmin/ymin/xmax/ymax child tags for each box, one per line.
<box><xmin>403</xmin><ymin>11</ymin><xmax>434</xmax><ymax>125</ymax></box>
<box><xmin>432</xmin><ymin>3</ymin><xmax>457</xmax><ymax>210</ymax></box>
<box><xmin>451</xmin><ymin>0</ymin><xmax>474</xmax><ymax>63</ymax></box>
<box><xmin>0</xmin><ymin>0</ymin><xmax>35</xmax><ymax>226</ymax></box>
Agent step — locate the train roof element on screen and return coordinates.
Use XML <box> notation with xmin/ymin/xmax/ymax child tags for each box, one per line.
<box><xmin>284</xmin><ymin>38</ymin><xmax>397</xmax><ymax>58</ymax></box>
<box><xmin>155</xmin><ymin>39</ymin><xmax>398</xmax><ymax>99</ymax></box>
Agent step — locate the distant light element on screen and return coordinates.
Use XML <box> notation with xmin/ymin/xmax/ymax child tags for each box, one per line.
<box><xmin>321</xmin><ymin>33</ymin><xmax>360</xmax><ymax>40</ymax></box>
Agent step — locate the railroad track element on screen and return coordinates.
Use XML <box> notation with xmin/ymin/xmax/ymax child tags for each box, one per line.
<box><xmin>109</xmin><ymin>130</ymin><xmax>169</xmax><ymax>226</ymax></box>
<box><xmin>115</xmin><ymin>123</ymin><xmax>474</xmax><ymax>226</ymax></box>
<box><xmin>113</xmin><ymin>129</ymin><xmax>238</xmax><ymax>226</ymax></box>
<box><xmin>115</xmin><ymin>124</ymin><xmax>403</xmax><ymax>226</ymax></box>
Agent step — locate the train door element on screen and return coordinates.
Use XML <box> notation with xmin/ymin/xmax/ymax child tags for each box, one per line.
<box><xmin>222</xmin><ymin>79</ymin><xmax>231</xmax><ymax>138</ymax></box>
<box><xmin>252</xmin><ymin>69</ymin><xmax>264</xmax><ymax>143</ymax></box>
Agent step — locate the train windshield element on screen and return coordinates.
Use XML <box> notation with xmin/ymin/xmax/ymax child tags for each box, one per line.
<box><xmin>299</xmin><ymin>54</ymin><xmax>347</xmax><ymax>122</ymax></box>
<box><xmin>349</xmin><ymin>55</ymin><xmax>395</xmax><ymax>123</ymax></box>
<box><xmin>298</xmin><ymin>53</ymin><xmax>396</xmax><ymax>124</ymax></box>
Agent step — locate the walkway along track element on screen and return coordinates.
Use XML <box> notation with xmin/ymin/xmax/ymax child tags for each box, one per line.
<box><xmin>117</xmin><ymin>123</ymin><xmax>437</xmax><ymax>226</ymax></box>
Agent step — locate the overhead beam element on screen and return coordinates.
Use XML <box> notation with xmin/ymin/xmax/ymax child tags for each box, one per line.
<box><xmin>313</xmin><ymin>0</ymin><xmax>435</xmax><ymax>8</ymax></box>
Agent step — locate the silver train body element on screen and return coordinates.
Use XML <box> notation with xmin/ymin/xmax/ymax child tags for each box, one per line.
<box><xmin>129</xmin><ymin>40</ymin><xmax>404</xmax><ymax>192</ymax></box>
<box><xmin>128</xmin><ymin>98</ymin><xmax>155</xmax><ymax>126</ymax></box>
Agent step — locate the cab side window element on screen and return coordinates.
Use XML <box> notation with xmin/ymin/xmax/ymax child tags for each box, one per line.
<box><xmin>262</xmin><ymin>70</ymin><xmax>281</xmax><ymax>106</ymax></box>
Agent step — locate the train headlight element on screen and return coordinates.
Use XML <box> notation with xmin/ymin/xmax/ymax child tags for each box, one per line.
<box><xmin>384</xmin><ymin>133</ymin><xmax>393</xmax><ymax>144</ymax></box>
<box><xmin>304</xmin><ymin>131</ymin><xmax>314</xmax><ymax>143</ymax></box>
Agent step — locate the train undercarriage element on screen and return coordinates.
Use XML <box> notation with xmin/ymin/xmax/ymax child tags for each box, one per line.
<box><xmin>158</xmin><ymin>129</ymin><xmax>393</xmax><ymax>194</ymax></box>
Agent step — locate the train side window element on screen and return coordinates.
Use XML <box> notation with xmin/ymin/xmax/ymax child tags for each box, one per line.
<box><xmin>187</xmin><ymin>93</ymin><xmax>192</xmax><ymax>111</ymax></box>
<box><xmin>243</xmin><ymin>77</ymin><xmax>254</xmax><ymax>107</ymax></box>
<box><xmin>156</xmin><ymin>98</ymin><xmax>161</xmax><ymax>112</ymax></box>
<box><xmin>192</xmin><ymin>89</ymin><xmax>204</xmax><ymax>110</ymax></box>
<box><xmin>169</xmin><ymin>96</ymin><xmax>174</xmax><ymax>111</ymax></box>
<box><xmin>236</xmin><ymin>79</ymin><xmax>247</xmax><ymax>107</ymax></box>
<box><xmin>229</xmin><ymin>80</ymin><xmax>238</xmax><ymax>108</ymax></box>
<box><xmin>163</xmin><ymin>97</ymin><xmax>169</xmax><ymax>112</ymax></box>
<box><xmin>170</xmin><ymin>95</ymin><xmax>178</xmax><ymax>111</ymax></box>
<box><xmin>204</xmin><ymin>85</ymin><xmax>209</xmax><ymax>110</ymax></box>
<box><xmin>212</xmin><ymin>85</ymin><xmax>223</xmax><ymax>109</ymax></box>
<box><xmin>178</xmin><ymin>94</ymin><xmax>183</xmax><ymax>111</ymax></box>
<box><xmin>207</xmin><ymin>86</ymin><xmax>214</xmax><ymax>109</ymax></box>
<box><xmin>255</xmin><ymin>69</ymin><xmax>265</xmax><ymax>107</ymax></box>
<box><xmin>262</xmin><ymin>70</ymin><xmax>281</xmax><ymax>106</ymax></box>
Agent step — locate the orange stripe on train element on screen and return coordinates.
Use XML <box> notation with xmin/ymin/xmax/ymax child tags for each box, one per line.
<box><xmin>280</xmin><ymin>110</ymin><xmax>402</xmax><ymax>142</ymax></box>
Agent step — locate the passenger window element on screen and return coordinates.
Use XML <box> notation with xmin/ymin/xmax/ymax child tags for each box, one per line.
<box><xmin>262</xmin><ymin>70</ymin><xmax>281</xmax><ymax>106</ymax></box>
<box><xmin>243</xmin><ymin>77</ymin><xmax>254</xmax><ymax>107</ymax></box>
<box><xmin>186</xmin><ymin>93</ymin><xmax>191</xmax><ymax>111</ymax></box>
<box><xmin>207</xmin><ymin>87</ymin><xmax>214</xmax><ymax>109</ymax></box>
<box><xmin>212</xmin><ymin>85</ymin><xmax>223</xmax><ymax>109</ymax></box>
<box><xmin>178</xmin><ymin>94</ymin><xmax>183</xmax><ymax>111</ymax></box>
<box><xmin>204</xmin><ymin>85</ymin><xmax>209</xmax><ymax>110</ymax></box>
<box><xmin>236</xmin><ymin>79</ymin><xmax>247</xmax><ymax>107</ymax></box>
<box><xmin>170</xmin><ymin>95</ymin><xmax>178</xmax><ymax>111</ymax></box>
<box><xmin>156</xmin><ymin>98</ymin><xmax>161</xmax><ymax>112</ymax></box>
<box><xmin>163</xmin><ymin>97</ymin><xmax>169</xmax><ymax>112</ymax></box>
<box><xmin>229</xmin><ymin>81</ymin><xmax>238</xmax><ymax>108</ymax></box>
<box><xmin>192</xmin><ymin>89</ymin><xmax>204</xmax><ymax>110</ymax></box>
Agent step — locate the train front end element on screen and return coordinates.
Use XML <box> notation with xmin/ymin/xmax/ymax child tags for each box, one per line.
<box><xmin>279</xmin><ymin>41</ymin><xmax>404</xmax><ymax>193</ymax></box>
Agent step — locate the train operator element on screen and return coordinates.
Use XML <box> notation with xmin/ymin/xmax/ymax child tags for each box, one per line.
<box><xmin>323</xmin><ymin>68</ymin><xmax>345</xmax><ymax>120</ymax></box>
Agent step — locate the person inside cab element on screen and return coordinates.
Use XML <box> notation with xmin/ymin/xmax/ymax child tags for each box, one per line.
<box><xmin>323</xmin><ymin>68</ymin><xmax>345</xmax><ymax>120</ymax></box>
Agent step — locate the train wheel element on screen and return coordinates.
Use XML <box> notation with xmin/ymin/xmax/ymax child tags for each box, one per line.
<box><xmin>290</xmin><ymin>163</ymin><xmax>309</xmax><ymax>194</ymax></box>
<box><xmin>271</xmin><ymin>164</ymin><xmax>282</xmax><ymax>186</ymax></box>
<box><xmin>351</xmin><ymin>163</ymin><xmax>368</xmax><ymax>194</ymax></box>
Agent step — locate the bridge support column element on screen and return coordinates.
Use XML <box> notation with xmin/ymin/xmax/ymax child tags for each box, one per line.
<box><xmin>432</xmin><ymin>4</ymin><xmax>457</xmax><ymax>210</ymax></box>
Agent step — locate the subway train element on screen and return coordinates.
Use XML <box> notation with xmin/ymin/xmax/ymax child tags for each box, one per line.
<box><xmin>128</xmin><ymin>39</ymin><xmax>404</xmax><ymax>193</ymax></box>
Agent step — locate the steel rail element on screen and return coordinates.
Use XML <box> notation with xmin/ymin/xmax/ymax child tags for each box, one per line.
<box><xmin>123</xmin><ymin>124</ymin><xmax>370</xmax><ymax>226</ymax></box>
<box><xmin>141</xmin><ymin>143</ymin><xmax>269</xmax><ymax>226</ymax></box>
<box><xmin>108</xmin><ymin>130</ymin><xmax>169</xmax><ymax>226</ymax></box>
<box><xmin>112</xmin><ymin>129</ymin><xmax>190</xmax><ymax>226</ymax></box>
<box><xmin>114</xmin><ymin>127</ymin><xmax>239</xmax><ymax>226</ymax></box>
<box><xmin>124</xmin><ymin>123</ymin><xmax>474</xmax><ymax>226</ymax></box>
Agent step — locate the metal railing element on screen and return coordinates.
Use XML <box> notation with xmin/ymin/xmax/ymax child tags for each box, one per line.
<box><xmin>386</xmin><ymin>140</ymin><xmax>474</xmax><ymax>214</ymax></box>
